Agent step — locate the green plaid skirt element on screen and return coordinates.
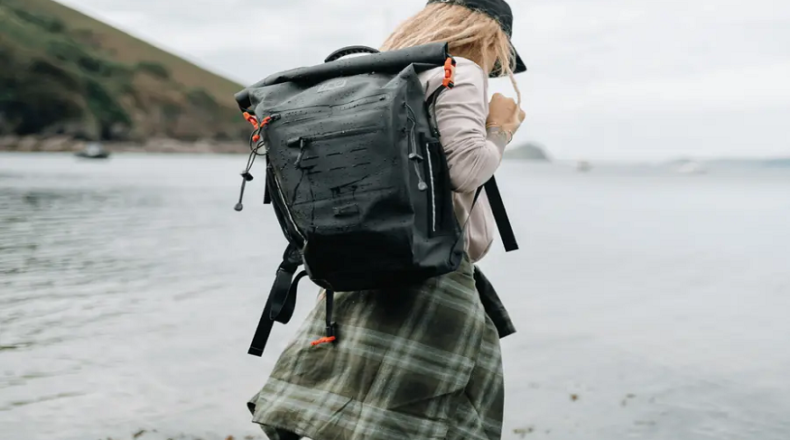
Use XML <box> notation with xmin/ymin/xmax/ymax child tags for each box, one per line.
<box><xmin>247</xmin><ymin>255</ymin><xmax>505</xmax><ymax>440</ymax></box>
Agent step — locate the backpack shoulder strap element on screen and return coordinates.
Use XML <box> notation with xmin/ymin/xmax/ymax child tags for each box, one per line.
<box><xmin>425</xmin><ymin>58</ymin><xmax>457</xmax><ymax>137</ymax></box>
<box><xmin>470</xmin><ymin>176</ymin><xmax>518</xmax><ymax>252</ymax></box>
<box><xmin>482</xmin><ymin>176</ymin><xmax>519</xmax><ymax>252</ymax></box>
<box><xmin>425</xmin><ymin>59</ymin><xmax>518</xmax><ymax>253</ymax></box>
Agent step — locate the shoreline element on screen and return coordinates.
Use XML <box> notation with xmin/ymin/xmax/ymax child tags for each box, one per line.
<box><xmin>0</xmin><ymin>135</ymin><xmax>249</xmax><ymax>155</ymax></box>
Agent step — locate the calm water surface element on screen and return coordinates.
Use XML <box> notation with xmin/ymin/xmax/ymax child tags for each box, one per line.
<box><xmin>1</xmin><ymin>153</ymin><xmax>789</xmax><ymax>440</ymax></box>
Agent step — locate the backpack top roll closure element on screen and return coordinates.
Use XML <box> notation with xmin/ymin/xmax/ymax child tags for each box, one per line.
<box><xmin>234</xmin><ymin>42</ymin><xmax>453</xmax><ymax>112</ymax></box>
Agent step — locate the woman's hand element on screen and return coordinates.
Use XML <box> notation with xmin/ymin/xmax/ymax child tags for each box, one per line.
<box><xmin>486</xmin><ymin>93</ymin><xmax>526</xmax><ymax>143</ymax></box>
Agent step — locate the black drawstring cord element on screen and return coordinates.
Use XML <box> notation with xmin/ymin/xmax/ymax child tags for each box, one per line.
<box><xmin>234</xmin><ymin>125</ymin><xmax>268</xmax><ymax>212</ymax></box>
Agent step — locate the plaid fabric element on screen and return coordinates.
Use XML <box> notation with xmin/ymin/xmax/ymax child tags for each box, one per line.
<box><xmin>247</xmin><ymin>255</ymin><xmax>506</xmax><ymax>440</ymax></box>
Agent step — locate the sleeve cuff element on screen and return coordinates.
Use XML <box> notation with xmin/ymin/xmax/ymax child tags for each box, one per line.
<box><xmin>486</xmin><ymin>127</ymin><xmax>510</xmax><ymax>150</ymax></box>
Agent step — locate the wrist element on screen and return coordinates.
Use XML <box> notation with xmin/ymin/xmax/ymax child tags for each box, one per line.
<box><xmin>486</xmin><ymin>125</ymin><xmax>513</xmax><ymax>144</ymax></box>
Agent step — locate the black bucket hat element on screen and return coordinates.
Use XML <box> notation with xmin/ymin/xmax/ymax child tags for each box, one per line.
<box><xmin>426</xmin><ymin>0</ymin><xmax>527</xmax><ymax>76</ymax></box>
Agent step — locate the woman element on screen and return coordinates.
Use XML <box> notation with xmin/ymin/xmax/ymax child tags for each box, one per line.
<box><xmin>247</xmin><ymin>1</ymin><xmax>527</xmax><ymax>439</ymax></box>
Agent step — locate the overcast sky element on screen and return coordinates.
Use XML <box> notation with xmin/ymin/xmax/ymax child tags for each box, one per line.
<box><xmin>57</xmin><ymin>0</ymin><xmax>790</xmax><ymax>161</ymax></box>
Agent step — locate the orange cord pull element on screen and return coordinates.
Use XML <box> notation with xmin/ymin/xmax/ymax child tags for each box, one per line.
<box><xmin>442</xmin><ymin>57</ymin><xmax>457</xmax><ymax>88</ymax></box>
<box><xmin>310</xmin><ymin>336</ymin><xmax>336</xmax><ymax>347</ymax></box>
<box><xmin>242</xmin><ymin>112</ymin><xmax>259</xmax><ymax>129</ymax></box>
<box><xmin>247</xmin><ymin>115</ymin><xmax>275</xmax><ymax>144</ymax></box>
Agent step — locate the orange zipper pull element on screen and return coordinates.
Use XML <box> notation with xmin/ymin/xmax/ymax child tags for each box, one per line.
<box><xmin>310</xmin><ymin>336</ymin><xmax>336</xmax><ymax>347</ymax></box>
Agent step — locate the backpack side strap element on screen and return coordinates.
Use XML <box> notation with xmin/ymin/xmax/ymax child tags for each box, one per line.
<box><xmin>248</xmin><ymin>243</ymin><xmax>305</xmax><ymax>357</ymax></box>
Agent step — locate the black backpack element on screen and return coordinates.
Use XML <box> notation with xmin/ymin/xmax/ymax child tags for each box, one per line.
<box><xmin>233</xmin><ymin>43</ymin><xmax>517</xmax><ymax>357</ymax></box>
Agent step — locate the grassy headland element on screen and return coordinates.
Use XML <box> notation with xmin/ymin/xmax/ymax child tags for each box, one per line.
<box><xmin>0</xmin><ymin>0</ymin><xmax>251</xmax><ymax>153</ymax></box>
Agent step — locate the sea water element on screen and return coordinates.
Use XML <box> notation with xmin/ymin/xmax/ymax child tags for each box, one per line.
<box><xmin>1</xmin><ymin>153</ymin><xmax>789</xmax><ymax>440</ymax></box>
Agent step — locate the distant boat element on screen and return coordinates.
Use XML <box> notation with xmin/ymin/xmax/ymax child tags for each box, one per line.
<box><xmin>75</xmin><ymin>142</ymin><xmax>110</xmax><ymax>159</ymax></box>
<box><xmin>576</xmin><ymin>160</ymin><xmax>592</xmax><ymax>172</ymax></box>
<box><xmin>675</xmin><ymin>161</ymin><xmax>706</xmax><ymax>175</ymax></box>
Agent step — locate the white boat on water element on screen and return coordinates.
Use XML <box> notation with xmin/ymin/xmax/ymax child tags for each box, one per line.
<box><xmin>75</xmin><ymin>142</ymin><xmax>110</xmax><ymax>159</ymax></box>
<box><xmin>675</xmin><ymin>161</ymin><xmax>706</xmax><ymax>175</ymax></box>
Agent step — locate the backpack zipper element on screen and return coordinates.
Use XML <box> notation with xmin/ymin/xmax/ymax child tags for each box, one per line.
<box><xmin>271</xmin><ymin>168</ymin><xmax>306</xmax><ymax>243</ymax></box>
<box><xmin>405</xmin><ymin>108</ymin><xmax>433</xmax><ymax>232</ymax></box>
<box><xmin>292</xmin><ymin>127</ymin><xmax>379</xmax><ymax>168</ymax></box>
<box><xmin>305</xmin><ymin>126</ymin><xmax>379</xmax><ymax>143</ymax></box>
<box><xmin>405</xmin><ymin>112</ymin><xmax>428</xmax><ymax>192</ymax></box>
<box><xmin>256</xmin><ymin>113</ymin><xmax>299</xmax><ymax>239</ymax></box>
<box><xmin>424</xmin><ymin>142</ymin><xmax>437</xmax><ymax>233</ymax></box>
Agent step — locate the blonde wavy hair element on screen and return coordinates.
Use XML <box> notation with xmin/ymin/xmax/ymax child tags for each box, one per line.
<box><xmin>380</xmin><ymin>2</ymin><xmax>521</xmax><ymax>104</ymax></box>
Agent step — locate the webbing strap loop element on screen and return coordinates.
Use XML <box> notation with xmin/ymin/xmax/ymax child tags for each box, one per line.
<box><xmin>248</xmin><ymin>244</ymin><xmax>303</xmax><ymax>357</ymax></box>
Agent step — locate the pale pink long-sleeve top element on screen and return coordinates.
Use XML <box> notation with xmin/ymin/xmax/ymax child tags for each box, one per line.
<box><xmin>418</xmin><ymin>57</ymin><xmax>508</xmax><ymax>263</ymax></box>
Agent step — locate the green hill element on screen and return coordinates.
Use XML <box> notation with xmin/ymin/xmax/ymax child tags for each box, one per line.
<box><xmin>0</xmin><ymin>0</ymin><xmax>249</xmax><ymax>147</ymax></box>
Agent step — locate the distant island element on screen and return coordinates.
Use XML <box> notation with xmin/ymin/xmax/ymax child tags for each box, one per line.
<box><xmin>504</xmin><ymin>142</ymin><xmax>551</xmax><ymax>161</ymax></box>
<box><xmin>0</xmin><ymin>0</ymin><xmax>249</xmax><ymax>153</ymax></box>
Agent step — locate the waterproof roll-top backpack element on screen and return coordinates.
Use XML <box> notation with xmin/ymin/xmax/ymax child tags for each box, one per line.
<box><xmin>233</xmin><ymin>43</ymin><xmax>518</xmax><ymax>357</ymax></box>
